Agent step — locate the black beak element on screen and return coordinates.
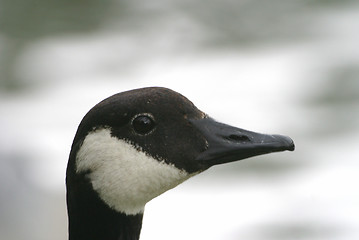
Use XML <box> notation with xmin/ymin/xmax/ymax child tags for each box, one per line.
<box><xmin>190</xmin><ymin>118</ymin><xmax>295</xmax><ymax>169</ymax></box>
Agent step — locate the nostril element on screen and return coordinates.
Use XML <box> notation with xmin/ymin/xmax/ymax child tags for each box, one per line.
<box><xmin>226</xmin><ymin>134</ymin><xmax>251</xmax><ymax>142</ymax></box>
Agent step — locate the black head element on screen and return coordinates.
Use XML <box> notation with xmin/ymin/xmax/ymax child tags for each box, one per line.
<box><xmin>66</xmin><ymin>87</ymin><xmax>294</xmax><ymax>240</ymax></box>
<box><xmin>69</xmin><ymin>87</ymin><xmax>209</xmax><ymax>174</ymax></box>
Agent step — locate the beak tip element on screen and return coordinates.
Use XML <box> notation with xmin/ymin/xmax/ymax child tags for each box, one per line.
<box><xmin>274</xmin><ymin>134</ymin><xmax>295</xmax><ymax>151</ymax></box>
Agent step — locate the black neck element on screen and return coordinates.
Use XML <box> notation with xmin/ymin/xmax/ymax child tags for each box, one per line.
<box><xmin>66</xmin><ymin>150</ymin><xmax>143</xmax><ymax>240</ymax></box>
<box><xmin>67</xmin><ymin>177</ymin><xmax>143</xmax><ymax>240</ymax></box>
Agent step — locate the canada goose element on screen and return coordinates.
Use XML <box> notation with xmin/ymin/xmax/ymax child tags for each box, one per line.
<box><xmin>66</xmin><ymin>87</ymin><xmax>294</xmax><ymax>240</ymax></box>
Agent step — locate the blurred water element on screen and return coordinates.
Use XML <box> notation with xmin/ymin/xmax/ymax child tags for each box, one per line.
<box><xmin>1</xmin><ymin>1</ymin><xmax>359</xmax><ymax>240</ymax></box>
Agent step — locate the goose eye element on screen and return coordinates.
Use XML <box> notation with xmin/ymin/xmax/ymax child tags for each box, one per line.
<box><xmin>132</xmin><ymin>114</ymin><xmax>156</xmax><ymax>135</ymax></box>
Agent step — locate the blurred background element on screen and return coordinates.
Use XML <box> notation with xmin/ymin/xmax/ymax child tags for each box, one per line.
<box><xmin>1</xmin><ymin>0</ymin><xmax>358</xmax><ymax>239</ymax></box>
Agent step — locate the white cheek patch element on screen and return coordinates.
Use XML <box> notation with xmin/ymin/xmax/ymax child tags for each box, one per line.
<box><xmin>76</xmin><ymin>128</ymin><xmax>195</xmax><ymax>215</ymax></box>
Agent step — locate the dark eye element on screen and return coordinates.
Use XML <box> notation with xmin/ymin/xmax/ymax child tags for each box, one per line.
<box><xmin>132</xmin><ymin>114</ymin><xmax>156</xmax><ymax>135</ymax></box>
